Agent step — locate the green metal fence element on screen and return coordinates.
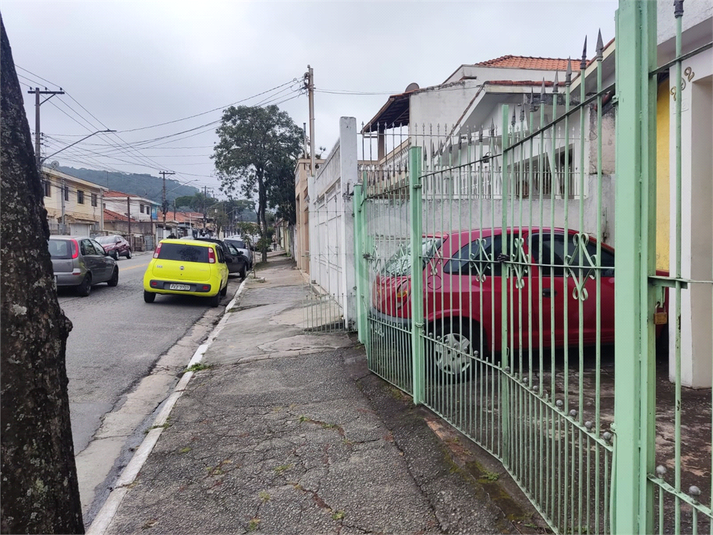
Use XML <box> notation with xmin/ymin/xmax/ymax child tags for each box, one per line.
<box><xmin>354</xmin><ymin>2</ymin><xmax>713</xmax><ymax>533</ymax></box>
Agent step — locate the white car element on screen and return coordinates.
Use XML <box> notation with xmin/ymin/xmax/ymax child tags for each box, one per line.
<box><xmin>224</xmin><ymin>236</ymin><xmax>253</xmax><ymax>269</ymax></box>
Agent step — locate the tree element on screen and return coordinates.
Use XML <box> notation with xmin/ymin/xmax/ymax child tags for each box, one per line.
<box><xmin>0</xmin><ymin>16</ymin><xmax>84</xmax><ymax>534</ymax></box>
<box><xmin>213</xmin><ymin>105</ymin><xmax>302</xmax><ymax>262</ymax></box>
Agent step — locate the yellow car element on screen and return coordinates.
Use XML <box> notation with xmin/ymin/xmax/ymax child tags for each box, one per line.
<box><xmin>143</xmin><ymin>239</ymin><xmax>229</xmax><ymax>307</ymax></box>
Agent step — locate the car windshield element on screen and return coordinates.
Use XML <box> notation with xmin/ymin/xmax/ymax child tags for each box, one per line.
<box><xmin>382</xmin><ymin>238</ymin><xmax>442</xmax><ymax>276</ymax></box>
<box><xmin>95</xmin><ymin>236</ymin><xmax>115</xmax><ymax>244</ymax></box>
<box><xmin>158</xmin><ymin>243</ymin><xmax>210</xmax><ymax>263</ymax></box>
<box><xmin>48</xmin><ymin>239</ymin><xmax>72</xmax><ymax>259</ymax></box>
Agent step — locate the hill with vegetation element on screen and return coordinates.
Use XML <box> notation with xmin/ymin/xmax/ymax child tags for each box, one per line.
<box><xmin>57</xmin><ymin>166</ymin><xmax>200</xmax><ymax>204</ymax></box>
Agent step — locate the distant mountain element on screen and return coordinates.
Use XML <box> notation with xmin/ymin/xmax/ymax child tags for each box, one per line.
<box><xmin>57</xmin><ymin>166</ymin><xmax>200</xmax><ymax>204</ymax></box>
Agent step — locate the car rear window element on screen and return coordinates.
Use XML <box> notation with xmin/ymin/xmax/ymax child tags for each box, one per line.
<box><xmin>158</xmin><ymin>243</ymin><xmax>210</xmax><ymax>263</ymax></box>
<box><xmin>227</xmin><ymin>239</ymin><xmax>245</xmax><ymax>249</ymax></box>
<box><xmin>48</xmin><ymin>239</ymin><xmax>73</xmax><ymax>259</ymax></box>
<box><xmin>95</xmin><ymin>236</ymin><xmax>114</xmax><ymax>244</ymax></box>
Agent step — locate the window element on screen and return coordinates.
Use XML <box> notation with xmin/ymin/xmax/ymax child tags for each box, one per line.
<box><xmin>140</xmin><ymin>204</ymin><xmax>144</xmax><ymax>214</ymax></box>
<box><xmin>64</xmin><ymin>186</ymin><xmax>69</xmax><ymax>201</ymax></box>
<box><xmin>44</xmin><ymin>180</ymin><xmax>51</xmax><ymax>197</ymax></box>
<box><xmin>530</xmin><ymin>233</ymin><xmax>614</xmax><ymax>277</ymax></box>
<box><xmin>77</xmin><ymin>190</ymin><xmax>85</xmax><ymax>204</ymax></box>
<box><xmin>91</xmin><ymin>193</ymin><xmax>98</xmax><ymax>207</ymax></box>
<box><xmin>443</xmin><ymin>234</ymin><xmax>506</xmax><ymax>277</ymax></box>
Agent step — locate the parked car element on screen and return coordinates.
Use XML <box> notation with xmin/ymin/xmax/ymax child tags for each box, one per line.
<box><xmin>195</xmin><ymin>237</ymin><xmax>248</xmax><ymax>279</ymax></box>
<box><xmin>142</xmin><ymin>238</ymin><xmax>229</xmax><ymax>307</ymax></box>
<box><xmin>372</xmin><ymin>227</ymin><xmax>667</xmax><ymax>381</ymax></box>
<box><xmin>224</xmin><ymin>236</ymin><xmax>253</xmax><ymax>269</ymax></box>
<box><xmin>96</xmin><ymin>234</ymin><xmax>132</xmax><ymax>260</ymax></box>
<box><xmin>48</xmin><ymin>235</ymin><xmax>119</xmax><ymax>296</ymax></box>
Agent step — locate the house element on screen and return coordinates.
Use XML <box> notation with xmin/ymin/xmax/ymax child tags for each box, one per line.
<box><xmin>294</xmin><ymin>157</ymin><xmax>324</xmax><ymax>273</ymax></box>
<box><xmin>41</xmin><ymin>167</ymin><xmax>106</xmax><ymax>235</ymax></box>
<box><xmin>103</xmin><ymin>191</ymin><xmax>159</xmax><ymax>224</ymax></box>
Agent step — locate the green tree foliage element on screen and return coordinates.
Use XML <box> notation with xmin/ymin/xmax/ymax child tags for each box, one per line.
<box><xmin>173</xmin><ymin>192</ymin><xmax>217</xmax><ymax>212</ymax></box>
<box><xmin>213</xmin><ymin>105</ymin><xmax>302</xmax><ymax>262</ymax></box>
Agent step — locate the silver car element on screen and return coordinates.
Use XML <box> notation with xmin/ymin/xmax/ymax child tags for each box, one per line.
<box><xmin>48</xmin><ymin>236</ymin><xmax>119</xmax><ymax>296</ymax></box>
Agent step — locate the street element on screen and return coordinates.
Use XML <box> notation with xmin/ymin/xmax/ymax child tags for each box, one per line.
<box><xmin>56</xmin><ymin>251</ymin><xmax>242</xmax><ymax>522</ymax></box>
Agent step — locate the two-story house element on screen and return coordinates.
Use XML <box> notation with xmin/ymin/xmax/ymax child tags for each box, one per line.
<box><xmin>42</xmin><ymin>167</ymin><xmax>106</xmax><ymax>235</ymax></box>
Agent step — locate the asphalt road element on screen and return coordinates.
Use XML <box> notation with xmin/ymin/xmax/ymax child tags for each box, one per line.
<box><xmin>58</xmin><ymin>252</ymin><xmax>209</xmax><ymax>453</ymax></box>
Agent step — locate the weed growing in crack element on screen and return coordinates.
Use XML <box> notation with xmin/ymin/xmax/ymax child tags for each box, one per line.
<box><xmin>247</xmin><ymin>518</ymin><xmax>261</xmax><ymax>531</ymax></box>
<box><xmin>479</xmin><ymin>470</ymin><xmax>499</xmax><ymax>482</ymax></box>
<box><xmin>259</xmin><ymin>491</ymin><xmax>271</xmax><ymax>502</ymax></box>
<box><xmin>274</xmin><ymin>464</ymin><xmax>294</xmax><ymax>473</ymax></box>
<box><xmin>146</xmin><ymin>419</ymin><xmax>171</xmax><ymax>433</ymax></box>
<box><xmin>332</xmin><ymin>511</ymin><xmax>345</xmax><ymax>521</ymax></box>
<box><xmin>185</xmin><ymin>363</ymin><xmax>211</xmax><ymax>373</ymax></box>
<box><xmin>178</xmin><ymin>447</ymin><xmax>192</xmax><ymax>454</ymax></box>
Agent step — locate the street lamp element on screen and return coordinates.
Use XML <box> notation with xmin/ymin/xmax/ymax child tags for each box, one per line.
<box><xmin>40</xmin><ymin>129</ymin><xmax>116</xmax><ymax>165</ymax></box>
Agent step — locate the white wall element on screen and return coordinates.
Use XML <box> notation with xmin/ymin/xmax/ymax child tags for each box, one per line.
<box><xmin>309</xmin><ymin>117</ymin><xmax>359</xmax><ymax>329</ymax></box>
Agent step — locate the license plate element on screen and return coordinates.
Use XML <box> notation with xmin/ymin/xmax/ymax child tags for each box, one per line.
<box><xmin>169</xmin><ymin>283</ymin><xmax>190</xmax><ymax>291</ymax></box>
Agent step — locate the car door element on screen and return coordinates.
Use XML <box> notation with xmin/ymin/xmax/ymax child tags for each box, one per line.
<box><xmin>528</xmin><ymin>232</ymin><xmax>615</xmax><ymax>348</ymax></box>
<box><xmin>89</xmin><ymin>239</ymin><xmax>113</xmax><ymax>281</ymax></box>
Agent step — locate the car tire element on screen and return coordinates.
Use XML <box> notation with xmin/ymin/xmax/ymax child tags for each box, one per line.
<box><xmin>209</xmin><ymin>293</ymin><xmax>221</xmax><ymax>307</ymax></box>
<box><xmin>239</xmin><ymin>265</ymin><xmax>247</xmax><ymax>279</ymax></box>
<box><xmin>126</xmin><ymin>249</ymin><xmax>132</xmax><ymax>259</ymax></box>
<box><xmin>429</xmin><ymin>319</ymin><xmax>479</xmax><ymax>383</ymax></box>
<box><xmin>112</xmin><ymin>251</ymin><xmax>119</xmax><ymax>260</ymax></box>
<box><xmin>143</xmin><ymin>290</ymin><xmax>156</xmax><ymax>303</ymax></box>
<box><xmin>107</xmin><ymin>267</ymin><xmax>119</xmax><ymax>287</ymax></box>
<box><xmin>220</xmin><ymin>284</ymin><xmax>228</xmax><ymax>297</ymax></box>
<box><xmin>77</xmin><ymin>274</ymin><xmax>92</xmax><ymax>297</ymax></box>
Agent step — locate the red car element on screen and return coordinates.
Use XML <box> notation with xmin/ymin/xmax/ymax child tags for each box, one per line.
<box><xmin>96</xmin><ymin>234</ymin><xmax>132</xmax><ymax>260</ymax></box>
<box><xmin>372</xmin><ymin>228</ymin><xmax>665</xmax><ymax>380</ymax></box>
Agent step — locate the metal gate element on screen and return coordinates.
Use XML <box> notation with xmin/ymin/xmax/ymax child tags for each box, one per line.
<box><xmin>354</xmin><ymin>2</ymin><xmax>713</xmax><ymax>533</ymax></box>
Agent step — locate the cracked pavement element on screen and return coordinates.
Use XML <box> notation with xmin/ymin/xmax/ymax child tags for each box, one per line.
<box><xmin>101</xmin><ymin>255</ymin><xmax>532</xmax><ymax>534</ymax></box>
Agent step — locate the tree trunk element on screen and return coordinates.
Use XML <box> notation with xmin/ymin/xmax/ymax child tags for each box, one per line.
<box><xmin>257</xmin><ymin>174</ymin><xmax>268</xmax><ymax>263</ymax></box>
<box><xmin>0</xmin><ymin>16</ymin><xmax>84</xmax><ymax>534</ymax></box>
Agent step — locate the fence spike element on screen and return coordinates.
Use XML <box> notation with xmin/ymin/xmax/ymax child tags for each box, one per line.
<box><xmin>596</xmin><ymin>29</ymin><xmax>604</xmax><ymax>60</ymax></box>
<box><xmin>553</xmin><ymin>71</ymin><xmax>559</xmax><ymax>93</ymax></box>
<box><xmin>565</xmin><ymin>57</ymin><xmax>573</xmax><ymax>86</ymax></box>
<box><xmin>674</xmin><ymin>0</ymin><xmax>683</xmax><ymax>18</ymax></box>
<box><xmin>580</xmin><ymin>35</ymin><xmax>588</xmax><ymax>70</ymax></box>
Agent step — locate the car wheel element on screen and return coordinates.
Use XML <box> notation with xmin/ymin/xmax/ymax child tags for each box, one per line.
<box><xmin>220</xmin><ymin>284</ymin><xmax>228</xmax><ymax>297</ymax></box>
<box><xmin>429</xmin><ymin>319</ymin><xmax>479</xmax><ymax>382</ymax></box>
<box><xmin>107</xmin><ymin>267</ymin><xmax>119</xmax><ymax>287</ymax></box>
<box><xmin>126</xmin><ymin>249</ymin><xmax>132</xmax><ymax>259</ymax></box>
<box><xmin>209</xmin><ymin>293</ymin><xmax>221</xmax><ymax>307</ymax></box>
<box><xmin>143</xmin><ymin>290</ymin><xmax>156</xmax><ymax>303</ymax></box>
<box><xmin>77</xmin><ymin>274</ymin><xmax>92</xmax><ymax>297</ymax></box>
<box><xmin>239</xmin><ymin>265</ymin><xmax>247</xmax><ymax>279</ymax></box>
<box><xmin>112</xmin><ymin>251</ymin><xmax>119</xmax><ymax>260</ymax></box>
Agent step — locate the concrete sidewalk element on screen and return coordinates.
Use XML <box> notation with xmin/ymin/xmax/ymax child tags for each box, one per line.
<box><xmin>90</xmin><ymin>253</ymin><xmax>537</xmax><ymax>534</ymax></box>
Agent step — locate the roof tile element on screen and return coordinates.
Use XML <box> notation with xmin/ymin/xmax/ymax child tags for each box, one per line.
<box><xmin>475</xmin><ymin>55</ymin><xmax>583</xmax><ymax>70</ymax></box>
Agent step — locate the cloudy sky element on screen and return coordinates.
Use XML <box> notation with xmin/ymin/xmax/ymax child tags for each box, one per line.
<box><xmin>2</xmin><ymin>0</ymin><xmax>617</xmax><ymax>196</ymax></box>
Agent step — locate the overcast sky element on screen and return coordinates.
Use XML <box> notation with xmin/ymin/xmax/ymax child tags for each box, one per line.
<box><xmin>2</xmin><ymin>0</ymin><xmax>617</xmax><ymax>197</ymax></box>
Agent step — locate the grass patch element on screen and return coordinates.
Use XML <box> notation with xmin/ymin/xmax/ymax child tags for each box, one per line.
<box><xmin>479</xmin><ymin>470</ymin><xmax>499</xmax><ymax>482</ymax></box>
<box><xmin>185</xmin><ymin>363</ymin><xmax>211</xmax><ymax>373</ymax></box>
<box><xmin>259</xmin><ymin>491</ymin><xmax>271</xmax><ymax>502</ymax></box>
<box><xmin>178</xmin><ymin>447</ymin><xmax>192</xmax><ymax>454</ymax></box>
<box><xmin>247</xmin><ymin>518</ymin><xmax>260</xmax><ymax>531</ymax></box>
<box><xmin>332</xmin><ymin>511</ymin><xmax>345</xmax><ymax>521</ymax></box>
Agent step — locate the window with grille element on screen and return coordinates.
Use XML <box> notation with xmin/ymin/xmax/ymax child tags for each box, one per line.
<box><xmin>77</xmin><ymin>190</ymin><xmax>84</xmax><ymax>204</ymax></box>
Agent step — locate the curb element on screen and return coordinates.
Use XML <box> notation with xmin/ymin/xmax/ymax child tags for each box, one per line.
<box><xmin>86</xmin><ymin>278</ymin><xmax>250</xmax><ymax>535</ymax></box>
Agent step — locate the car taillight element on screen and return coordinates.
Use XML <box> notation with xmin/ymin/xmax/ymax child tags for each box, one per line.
<box><xmin>153</xmin><ymin>243</ymin><xmax>162</xmax><ymax>259</ymax></box>
<box><xmin>208</xmin><ymin>247</ymin><xmax>216</xmax><ymax>264</ymax></box>
<box><xmin>70</xmin><ymin>239</ymin><xmax>79</xmax><ymax>259</ymax></box>
<box><xmin>395</xmin><ymin>280</ymin><xmax>411</xmax><ymax>309</ymax></box>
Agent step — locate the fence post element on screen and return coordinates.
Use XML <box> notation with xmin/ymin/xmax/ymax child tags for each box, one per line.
<box><xmin>614</xmin><ymin>1</ymin><xmax>657</xmax><ymax>533</ymax></box>
<box><xmin>409</xmin><ymin>146</ymin><xmax>424</xmax><ymax>405</ymax></box>
<box><xmin>353</xmin><ymin>182</ymin><xmax>369</xmax><ymax>344</ymax></box>
<box><xmin>500</xmin><ymin>105</ymin><xmax>511</xmax><ymax>467</ymax></box>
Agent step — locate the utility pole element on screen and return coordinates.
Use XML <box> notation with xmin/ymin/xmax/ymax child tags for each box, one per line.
<box><xmin>127</xmin><ymin>196</ymin><xmax>131</xmax><ymax>238</ymax></box>
<box><xmin>28</xmin><ymin>87</ymin><xmax>64</xmax><ymax>170</ymax></box>
<box><xmin>304</xmin><ymin>66</ymin><xmax>315</xmax><ymax>176</ymax></box>
<box><xmin>203</xmin><ymin>186</ymin><xmax>207</xmax><ymax>230</ymax></box>
<box><xmin>159</xmin><ymin>170</ymin><xmax>175</xmax><ymax>235</ymax></box>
